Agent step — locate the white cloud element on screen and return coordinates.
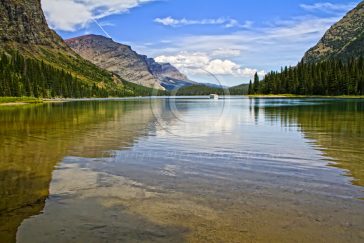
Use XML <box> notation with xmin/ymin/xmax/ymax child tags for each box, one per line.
<box><xmin>154</xmin><ymin>17</ymin><xmax>252</xmax><ymax>29</ymax></box>
<box><xmin>155</xmin><ymin>52</ymin><xmax>265</xmax><ymax>78</ymax></box>
<box><xmin>300</xmin><ymin>2</ymin><xmax>357</xmax><ymax>13</ymax></box>
<box><xmin>42</xmin><ymin>0</ymin><xmax>154</xmax><ymax>31</ymax></box>
<box><xmin>211</xmin><ymin>49</ymin><xmax>242</xmax><ymax>58</ymax></box>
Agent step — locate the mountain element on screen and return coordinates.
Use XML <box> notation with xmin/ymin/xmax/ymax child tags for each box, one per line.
<box><xmin>141</xmin><ymin>56</ymin><xmax>187</xmax><ymax>81</ymax></box>
<box><xmin>0</xmin><ymin>0</ymin><xmax>69</xmax><ymax>49</ymax></box>
<box><xmin>141</xmin><ymin>56</ymin><xmax>194</xmax><ymax>90</ymax></box>
<box><xmin>66</xmin><ymin>35</ymin><xmax>193</xmax><ymax>90</ymax></box>
<box><xmin>0</xmin><ymin>0</ymin><xmax>158</xmax><ymax>98</ymax></box>
<box><xmin>303</xmin><ymin>1</ymin><xmax>364</xmax><ymax>63</ymax></box>
<box><xmin>65</xmin><ymin>35</ymin><xmax>164</xmax><ymax>90</ymax></box>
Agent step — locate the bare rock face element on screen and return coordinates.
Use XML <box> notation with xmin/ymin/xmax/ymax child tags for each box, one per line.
<box><xmin>66</xmin><ymin>35</ymin><xmax>190</xmax><ymax>90</ymax></box>
<box><xmin>0</xmin><ymin>0</ymin><xmax>66</xmax><ymax>48</ymax></box>
<box><xmin>142</xmin><ymin>56</ymin><xmax>188</xmax><ymax>81</ymax></box>
<box><xmin>142</xmin><ymin>57</ymin><xmax>194</xmax><ymax>90</ymax></box>
<box><xmin>66</xmin><ymin>35</ymin><xmax>164</xmax><ymax>89</ymax></box>
<box><xmin>303</xmin><ymin>1</ymin><xmax>364</xmax><ymax>63</ymax></box>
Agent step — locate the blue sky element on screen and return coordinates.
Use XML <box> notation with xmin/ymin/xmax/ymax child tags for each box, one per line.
<box><xmin>42</xmin><ymin>0</ymin><xmax>360</xmax><ymax>86</ymax></box>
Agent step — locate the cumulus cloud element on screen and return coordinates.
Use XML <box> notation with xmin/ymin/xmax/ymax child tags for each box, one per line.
<box><xmin>155</xmin><ymin>52</ymin><xmax>265</xmax><ymax>78</ymax></box>
<box><xmin>154</xmin><ymin>17</ymin><xmax>252</xmax><ymax>28</ymax></box>
<box><xmin>300</xmin><ymin>2</ymin><xmax>357</xmax><ymax>13</ymax></box>
<box><xmin>42</xmin><ymin>0</ymin><xmax>153</xmax><ymax>31</ymax></box>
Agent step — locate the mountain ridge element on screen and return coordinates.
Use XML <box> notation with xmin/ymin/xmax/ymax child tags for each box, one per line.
<box><xmin>65</xmin><ymin>34</ymin><xmax>164</xmax><ymax>89</ymax></box>
<box><xmin>303</xmin><ymin>1</ymin><xmax>364</xmax><ymax>63</ymax></box>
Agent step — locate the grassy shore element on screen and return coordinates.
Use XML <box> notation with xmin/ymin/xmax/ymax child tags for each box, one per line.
<box><xmin>247</xmin><ymin>94</ymin><xmax>364</xmax><ymax>99</ymax></box>
<box><xmin>0</xmin><ymin>97</ymin><xmax>43</xmax><ymax>106</ymax></box>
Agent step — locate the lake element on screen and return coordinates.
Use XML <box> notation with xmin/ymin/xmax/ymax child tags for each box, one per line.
<box><xmin>0</xmin><ymin>97</ymin><xmax>363</xmax><ymax>242</ymax></box>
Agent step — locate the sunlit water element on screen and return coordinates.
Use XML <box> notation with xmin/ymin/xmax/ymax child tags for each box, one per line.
<box><xmin>0</xmin><ymin>97</ymin><xmax>364</xmax><ymax>242</ymax></box>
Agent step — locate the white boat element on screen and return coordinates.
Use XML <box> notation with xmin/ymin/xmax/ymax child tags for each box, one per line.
<box><xmin>209</xmin><ymin>94</ymin><xmax>219</xmax><ymax>100</ymax></box>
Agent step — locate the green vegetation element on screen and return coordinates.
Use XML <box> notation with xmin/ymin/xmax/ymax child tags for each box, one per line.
<box><xmin>174</xmin><ymin>84</ymin><xmax>249</xmax><ymax>96</ymax></box>
<box><xmin>230</xmin><ymin>83</ymin><xmax>249</xmax><ymax>95</ymax></box>
<box><xmin>175</xmin><ymin>85</ymin><xmax>227</xmax><ymax>96</ymax></box>
<box><xmin>0</xmin><ymin>51</ymin><xmax>111</xmax><ymax>98</ymax></box>
<box><xmin>0</xmin><ymin>97</ymin><xmax>42</xmax><ymax>104</ymax></box>
<box><xmin>122</xmin><ymin>80</ymin><xmax>168</xmax><ymax>97</ymax></box>
<box><xmin>0</xmin><ymin>51</ymin><xmax>167</xmax><ymax>98</ymax></box>
<box><xmin>36</xmin><ymin>47</ymin><xmax>115</xmax><ymax>86</ymax></box>
<box><xmin>250</xmin><ymin>58</ymin><xmax>364</xmax><ymax>96</ymax></box>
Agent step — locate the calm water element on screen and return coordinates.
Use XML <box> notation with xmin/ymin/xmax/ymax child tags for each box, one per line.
<box><xmin>0</xmin><ymin>98</ymin><xmax>364</xmax><ymax>242</ymax></box>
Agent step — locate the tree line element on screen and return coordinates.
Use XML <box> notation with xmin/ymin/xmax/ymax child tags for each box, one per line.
<box><xmin>249</xmin><ymin>58</ymin><xmax>364</xmax><ymax>96</ymax></box>
<box><xmin>175</xmin><ymin>85</ymin><xmax>227</xmax><ymax>96</ymax></box>
<box><xmin>0</xmin><ymin>51</ymin><xmax>112</xmax><ymax>98</ymax></box>
<box><xmin>174</xmin><ymin>84</ymin><xmax>249</xmax><ymax>96</ymax></box>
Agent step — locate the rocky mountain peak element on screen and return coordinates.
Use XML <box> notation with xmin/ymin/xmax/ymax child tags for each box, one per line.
<box><xmin>66</xmin><ymin>35</ymin><xmax>165</xmax><ymax>89</ymax></box>
<box><xmin>303</xmin><ymin>1</ymin><xmax>364</xmax><ymax>63</ymax></box>
<box><xmin>142</xmin><ymin>56</ymin><xmax>188</xmax><ymax>81</ymax></box>
<box><xmin>0</xmin><ymin>0</ymin><xmax>66</xmax><ymax>48</ymax></box>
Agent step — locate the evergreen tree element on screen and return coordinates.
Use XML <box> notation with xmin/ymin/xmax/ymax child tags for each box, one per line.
<box><xmin>253</xmin><ymin>73</ymin><xmax>259</xmax><ymax>94</ymax></box>
<box><xmin>248</xmin><ymin>80</ymin><xmax>253</xmax><ymax>95</ymax></box>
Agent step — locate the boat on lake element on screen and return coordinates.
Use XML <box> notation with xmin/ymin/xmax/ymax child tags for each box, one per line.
<box><xmin>210</xmin><ymin>94</ymin><xmax>219</xmax><ymax>100</ymax></box>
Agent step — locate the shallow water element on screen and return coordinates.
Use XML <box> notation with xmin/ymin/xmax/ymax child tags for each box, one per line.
<box><xmin>0</xmin><ymin>98</ymin><xmax>363</xmax><ymax>242</ymax></box>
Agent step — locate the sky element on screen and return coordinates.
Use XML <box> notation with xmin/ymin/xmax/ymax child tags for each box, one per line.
<box><xmin>41</xmin><ymin>0</ymin><xmax>360</xmax><ymax>86</ymax></box>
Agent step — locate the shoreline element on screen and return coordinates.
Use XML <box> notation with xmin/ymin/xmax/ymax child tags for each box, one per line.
<box><xmin>1</xmin><ymin>95</ymin><xmax>364</xmax><ymax>107</ymax></box>
<box><xmin>0</xmin><ymin>97</ymin><xmax>43</xmax><ymax>107</ymax></box>
<box><xmin>0</xmin><ymin>102</ymin><xmax>31</xmax><ymax>106</ymax></box>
